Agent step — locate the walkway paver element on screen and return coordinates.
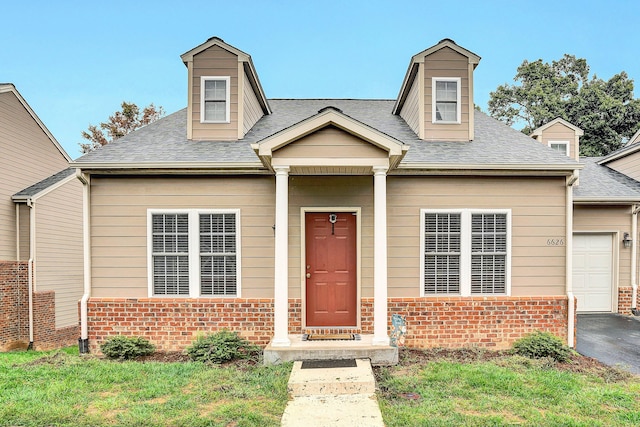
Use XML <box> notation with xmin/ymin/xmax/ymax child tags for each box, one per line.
<box><xmin>281</xmin><ymin>358</ymin><xmax>385</xmax><ymax>426</ymax></box>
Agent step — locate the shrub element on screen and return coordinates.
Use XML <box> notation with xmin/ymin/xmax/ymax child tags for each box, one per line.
<box><xmin>100</xmin><ymin>335</ymin><xmax>156</xmax><ymax>360</ymax></box>
<box><xmin>186</xmin><ymin>330</ymin><xmax>260</xmax><ymax>364</ymax></box>
<box><xmin>511</xmin><ymin>331</ymin><xmax>572</xmax><ymax>363</ymax></box>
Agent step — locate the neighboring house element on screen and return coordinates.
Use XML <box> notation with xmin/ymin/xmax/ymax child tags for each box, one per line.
<box><xmin>73</xmin><ymin>37</ymin><xmax>594</xmax><ymax>358</ymax></box>
<box><xmin>531</xmin><ymin>118</ymin><xmax>640</xmax><ymax>316</ymax></box>
<box><xmin>0</xmin><ymin>84</ymin><xmax>84</xmax><ymax>351</ymax></box>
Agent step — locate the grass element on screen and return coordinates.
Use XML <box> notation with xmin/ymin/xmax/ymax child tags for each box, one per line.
<box><xmin>0</xmin><ymin>347</ymin><xmax>291</xmax><ymax>427</ymax></box>
<box><xmin>3</xmin><ymin>346</ymin><xmax>640</xmax><ymax>427</ymax></box>
<box><xmin>376</xmin><ymin>349</ymin><xmax>640</xmax><ymax>427</ymax></box>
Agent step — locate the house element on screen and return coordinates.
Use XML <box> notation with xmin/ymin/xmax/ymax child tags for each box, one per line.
<box><xmin>72</xmin><ymin>37</ymin><xmax>597</xmax><ymax>361</ymax></box>
<box><xmin>0</xmin><ymin>84</ymin><xmax>84</xmax><ymax>351</ymax></box>
<box><xmin>531</xmin><ymin>118</ymin><xmax>640</xmax><ymax>316</ymax></box>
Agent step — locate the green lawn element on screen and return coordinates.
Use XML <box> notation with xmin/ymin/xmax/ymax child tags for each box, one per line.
<box><xmin>0</xmin><ymin>347</ymin><xmax>291</xmax><ymax>427</ymax></box>
<box><xmin>376</xmin><ymin>349</ymin><xmax>640</xmax><ymax>427</ymax></box>
<box><xmin>2</xmin><ymin>347</ymin><xmax>639</xmax><ymax>427</ymax></box>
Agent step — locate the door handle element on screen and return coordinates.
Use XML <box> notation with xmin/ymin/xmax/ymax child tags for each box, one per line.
<box><xmin>306</xmin><ymin>273</ymin><xmax>311</xmax><ymax>278</ymax></box>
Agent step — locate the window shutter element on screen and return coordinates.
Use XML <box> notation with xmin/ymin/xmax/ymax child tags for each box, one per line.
<box><xmin>424</xmin><ymin>213</ymin><xmax>461</xmax><ymax>294</ymax></box>
<box><xmin>200</xmin><ymin>213</ymin><xmax>237</xmax><ymax>296</ymax></box>
<box><xmin>470</xmin><ymin>213</ymin><xmax>507</xmax><ymax>294</ymax></box>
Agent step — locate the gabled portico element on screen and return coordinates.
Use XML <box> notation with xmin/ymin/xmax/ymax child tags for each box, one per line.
<box><xmin>252</xmin><ymin>107</ymin><xmax>408</xmax><ymax>351</ymax></box>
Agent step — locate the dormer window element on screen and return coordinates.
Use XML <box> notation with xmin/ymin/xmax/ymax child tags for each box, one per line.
<box><xmin>432</xmin><ymin>77</ymin><xmax>461</xmax><ymax>124</ymax></box>
<box><xmin>201</xmin><ymin>76</ymin><xmax>230</xmax><ymax>123</ymax></box>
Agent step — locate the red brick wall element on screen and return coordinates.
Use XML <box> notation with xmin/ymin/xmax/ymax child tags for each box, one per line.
<box><xmin>86</xmin><ymin>295</ymin><xmax>570</xmax><ymax>352</ymax></box>
<box><xmin>382</xmin><ymin>296</ymin><xmax>570</xmax><ymax>349</ymax></box>
<box><xmin>0</xmin><ymin>261</ymin><xmax>29</xmax><ymax>350</ymax></box>
<box><xmin>618</xmin><ymin>287</ymin><xmax>633</xmax><ymax>314</ymax></box>
<box><xmin>0</xmin><ymin>261</ymin><xmax>78</xmax><ymax>351</ymax></box>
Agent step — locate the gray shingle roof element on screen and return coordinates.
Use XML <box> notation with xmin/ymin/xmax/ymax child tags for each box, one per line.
<box><xmin>13</xmin><ymin>168</ymin><xmax>75</xmax><ymax>199</ymax></box>
<box><xmin>73</xmin><ymin>99</ymin><xmax>578</xmax><ymax>168</ymax></box>
<box><xmin>574</xmin><ymin>157</ymin><xmax>640</xmax><ymax>201</ymax></box>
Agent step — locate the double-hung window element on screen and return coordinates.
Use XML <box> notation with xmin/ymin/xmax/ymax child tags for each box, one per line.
<box><xmin>149</xmin><ymin>209</ymin><xmax>240</xmax><ymax>297</ymax></box>
<box><xmin>200</xmin><ymin>76</ymin><xmax>230</xmax><ymax>123</ymax></box>
<box><xmin>421</xmin><ymin>209</ymin><xmax>510</xmax><ymax>296</ymax></box>
<box><xmin>432</xmin><ymin>77</ymin><xmax>461</xmax><ymax>123</ymax></box>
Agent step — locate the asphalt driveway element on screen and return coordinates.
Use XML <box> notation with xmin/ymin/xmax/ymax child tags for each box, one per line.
<box><xmin>576</xmin><ymin>313</ymin><xmax>640</xmax><ymax>374</ymax></box>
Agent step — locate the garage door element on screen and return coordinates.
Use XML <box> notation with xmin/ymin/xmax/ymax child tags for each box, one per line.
<box><xmin>573</xmin><ymin>234</ymin><xmax>613</xmax><ymax>312</ymax></box>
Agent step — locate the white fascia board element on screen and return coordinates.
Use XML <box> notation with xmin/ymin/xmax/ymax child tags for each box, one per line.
<box><xmin>395</xmin><ymin>162</ymin><xmax>582</xmax><ymax>174</ymax></box>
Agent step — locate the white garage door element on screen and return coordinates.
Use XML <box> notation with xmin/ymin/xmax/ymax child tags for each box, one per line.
<box><xmin>573</xmin><ymin>234</ymin><xmax>613</xmax><ymax>312</ymax></box>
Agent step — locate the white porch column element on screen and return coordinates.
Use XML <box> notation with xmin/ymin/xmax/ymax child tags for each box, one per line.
<box><xmin>272</xmin><ymin>166</ymin><xmax>291</xmax><ymax>347</ymax></box>
<box><xmin>373</xmin><ymin>166</ymin><xmax>390</xmax><ymax>345</ymax></box>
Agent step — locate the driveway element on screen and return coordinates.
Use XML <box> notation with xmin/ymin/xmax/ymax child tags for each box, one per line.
<box><xmin>576</xmin><ymin>313</ymin><xmax>640</xmax><ymax>374</ymax></box>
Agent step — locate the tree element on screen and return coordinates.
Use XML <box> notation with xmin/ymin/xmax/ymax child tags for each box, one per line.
<box><xmin>488</xmin><ymin>54</ymin><xmax>640</xmax><ymax>156</ymax></box>
<box><xmin>80</xmin><ymin>102</ymin><xmax>165</xmax><ymax>153</ymax></box>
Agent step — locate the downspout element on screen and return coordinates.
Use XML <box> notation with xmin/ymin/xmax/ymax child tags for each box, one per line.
<box><xmin>77</xmin><ymin>170</ymin><xmax>91</xmax><ymax>353</ymax></box>
<box><xmin>27</xmin><ymin>198</ymin><xmax>36</xmax><ymax>350</ymax></box>
<box><xmin>631</xmin><ymin>205</ymin><xmax>639</xmax><ymax>316</ymax></box>
<box><xmin>566</xmin><ymin>170</ymin><xmax>579</xmax><ymax>348</ymax></box>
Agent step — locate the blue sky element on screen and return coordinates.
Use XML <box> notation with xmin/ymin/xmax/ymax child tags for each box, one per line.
<box><xmin>2</xmin><ymin>0</ymin><xmax>639</xmax><ymax>158</ymax></box>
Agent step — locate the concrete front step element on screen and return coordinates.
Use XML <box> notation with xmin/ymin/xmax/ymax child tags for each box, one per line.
<box><xmin>288</xmin><ymin>359</ymin><xmax>376</xmax><ymax>396</ymax></box>
<box><xmin>263</xmin><ymin>334</ymin><xmax>398</xmax><ymax>366</ymax></box>
<box><xmin>280</xmin><ymin>394</ymin><xmax>385</xmax><ymax>427</ymax></box>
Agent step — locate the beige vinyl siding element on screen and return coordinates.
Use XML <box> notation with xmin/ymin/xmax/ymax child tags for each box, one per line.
<box><xmin>424</xmin><ymin>47</ymin><xmax>470</xmax><ymax>141</ymax></box>
<box><xmin>574</xmin><ymin>205</ymin><xmax>631</xmax><ymax>288</ymax></box>
<box><xmin>34</xmin><ymin>179</ymin><xmax>83</xmax><ymax>328</ymax></box>
<box><xmin>273</xmin><ymin>126</ymin><xmax>388</xmax><ymax>160</ymax></box>
<box><xmin>18</xmin><ymin>203</ymin><xmax>29</xmax><ymax>260</ymax></box>
<box><xmin>0</xmin><ymin>91</ymin><xmax>69</xmax><ymax>260</ymax></box>
<box><xmin>191</xmin><ymin>46</ymin><xmax>239</xmax><ymax>140</ymax></box>
<box><xmin>399</xmin><ymin>76</ymin><xmax>420</xmax><ymax>136</ymax></box>
<box><xmin>538</xmin><ymin>122</ymin><xmax>577</xmax><ymax>160</ymax></box>
<box><xmin>606</xmin><ymin>153</ymin><xmax>640</xmax><ymax>182</ymax></box>
<box><xmin>243</xmin><ymin>69</ymin><xmax>263</xmax><ymax>135</ymax></box>
<box><xmin>387</xmin><ymin>176</ymin><xmax>567</xmax><ymax>297</ymax></box>
<box><xmin>90</xmin><ymin>176</ymin><xmax>275</xmax><ymax>298</ymax></box>
<box><xmin>288</xmin><ymin>176</ymin><xmax>374</xmax><ymax>298</ymax></box>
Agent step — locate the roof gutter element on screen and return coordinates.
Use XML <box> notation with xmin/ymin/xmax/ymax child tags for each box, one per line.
<box><xmin>393</xmin><ymin>162</ymin><xmax>582</xmax><ymax>176</ymax></box>
<box><xmin>70</xmin><ymin>162</ymin><xmax>268</xmax><ymax>174</ymax></box>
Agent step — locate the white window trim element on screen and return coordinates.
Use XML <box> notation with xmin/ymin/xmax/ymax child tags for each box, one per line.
<box><xmin>548</xmin><ymin>140</ymin><xmax>570</xmax><ymax>157</ymax></box>
<box><xmin>420</xmin><ymin>209</ymin><xmax>511</xmax><ymax>297</ymax></box>
<box><xmin>432</xmin><ymin>77</ymin><xmax>461</xmax><ymax>124</ymax></box>
<box><xmin>200</xmin><ymin>76</ymin><xmax>231</xmax><ymax>124</ymax></box>
<box><xmin>147</xmin><ymin>208</ymin><xmax>241</xmax><ymax>298</ymax></box>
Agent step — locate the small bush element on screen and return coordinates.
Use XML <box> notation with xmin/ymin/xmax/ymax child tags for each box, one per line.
<box><xmin>186</xmin><ymin>330</ymin><xmax>260</xmax><ymax>364</ymax></box>
<box><xmin>100</xmin><ymin>335</ymin><xmax>155</xmax><ymax>360</ymax></box>
<box><xmin>512</xmin><ymin>331</ymin><xmax>572</xmax><ymax>363</ymax></box>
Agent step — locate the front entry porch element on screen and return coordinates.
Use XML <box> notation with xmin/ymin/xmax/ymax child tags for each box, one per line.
<box><xmin>263</xmin><ymin>334</ymin><xmax>398</xmax><ymax>366</ymax></box>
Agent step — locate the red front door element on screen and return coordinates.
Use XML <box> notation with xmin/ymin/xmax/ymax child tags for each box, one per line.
<box><xmin>305</xmin><ymin>212</ymin><xmax>357</xmax><ymax>327</ymax></box>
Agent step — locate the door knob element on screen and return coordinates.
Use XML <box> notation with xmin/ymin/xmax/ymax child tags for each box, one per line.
<box><xmin>306</xmin><ymin>273</ymin><xmax>311</xmax><ymax>278</ymax></box>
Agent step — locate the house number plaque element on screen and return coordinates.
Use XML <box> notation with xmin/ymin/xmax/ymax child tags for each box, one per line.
<box><xmin>546</xmin><ymin>238</ymin><xmax>565</xmax><ymax>246</ymax></box>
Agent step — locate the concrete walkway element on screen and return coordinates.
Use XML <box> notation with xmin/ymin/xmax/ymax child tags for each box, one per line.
<box><xmin>280</xmin><ymin>358</ymin><xmax>385</xmax><ymax>426</ymax></box>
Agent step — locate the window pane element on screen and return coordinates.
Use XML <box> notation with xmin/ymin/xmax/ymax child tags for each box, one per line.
<box><xmin>204</xmin><ymin>101</ymin><xmax>226</xmax><ymax>121</ymax></box>
<box><xmin>435</xmin><ymin>102</ymin><xmax>457</xmax><ymax>121</ymax></box>
<box><xmin>424</xmin><ymin>213</ymin><xmax>461</xmax><ymax>294</ymax></box>
<box><xmin>204</xmin><ymin>79</ymin><xmax>226</xmax><ymax>100</ymax></box>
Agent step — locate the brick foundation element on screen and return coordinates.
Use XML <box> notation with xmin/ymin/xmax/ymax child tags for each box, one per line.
<box><xmin>0</xmin><ymin>261</ymin><xmax>78</xmax><ymax>351</ymax></box>
<box><xmin>86</xmin><ymin>295</ymin><xmax>571</xmax><ymax>352</ymax></box>
<box><xmin>618</xmin><ymin>287</ymin><xmax>634</xmax><ymax>314</ymax></box>
<box><xmin>0</xmin><ymin>261</ymin><xmax>29</xmax><ymax>351</ymax></box>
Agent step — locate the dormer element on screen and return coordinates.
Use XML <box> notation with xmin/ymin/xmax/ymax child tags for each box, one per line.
<box><xmin>181</xmin><ymin>37</ymin><xmax>270</xmax><ymax>141</ymax></box>
<box><xmin>393</xmin><ymin>39</ymin><xmax>480</xmax><ymax>142</ymax></box>
<box><xmin>530</xmin><ymin>118</ymin><xmax>583</xmax><ymax>161</ymax></box>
